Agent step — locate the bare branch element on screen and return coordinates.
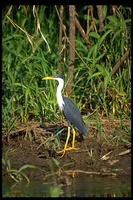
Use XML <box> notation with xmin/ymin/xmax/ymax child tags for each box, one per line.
<box><xmin>75</xmin><ymin>17</ymin><xmax>91</xmax><ymax>49</ymax></box>
<box><xmin>110</xmin><ymin>51</ymin><xmax>130</xmax><ymax>77</ymax></box>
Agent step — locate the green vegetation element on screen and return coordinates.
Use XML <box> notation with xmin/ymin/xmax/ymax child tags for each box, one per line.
<box><xmin>2</xmin><ymin>5</ymin><xmax>131</xmax><ymax>130</ymax></box>
<box><xmin>2</xmin><ymin>5</ymin><xmax>131</xmax><ymax>193</ymax></box>
<box><xmin>2</xmin><ymin>5</ymin><xmax>131</xmax><ymax>134</ymax></box>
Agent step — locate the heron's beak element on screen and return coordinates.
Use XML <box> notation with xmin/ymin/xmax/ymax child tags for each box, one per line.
<box><xmin>42</xmin><ymin>76</ymin><xmax>54</xmax><ymax>80</ymax></box>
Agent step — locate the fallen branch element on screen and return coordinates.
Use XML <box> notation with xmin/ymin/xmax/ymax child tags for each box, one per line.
<box><xmin>44</xmin><ymin>169</ymin><xmax>116</xmax><ymax>180</ymax></box>
<box><xmin>66</xmin><ymin>169</ymin><xmax>116</xmax><ymax>176</ymax></box>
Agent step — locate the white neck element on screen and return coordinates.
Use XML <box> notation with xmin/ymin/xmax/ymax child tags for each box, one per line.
<box><xmin>55</xmin><ymin>78</ymin><xmax>65</xmax><ymax>112</ymax></box>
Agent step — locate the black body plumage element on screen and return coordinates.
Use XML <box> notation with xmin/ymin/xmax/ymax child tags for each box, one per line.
<box><xmin>62</xmin><ymin>97</ymin><xmax>88</xmax><ymax>135</ymax></box>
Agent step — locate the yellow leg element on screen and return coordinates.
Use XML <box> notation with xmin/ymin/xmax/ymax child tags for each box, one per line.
<box><xmin>57</xmin><ymin>126</ymin><xmax>79</xmax><ymax>157</ymax></box>
<box><xmin>72</xmin><ymin>128</ymin><xmax>76</xmax><ymax>148</ymax></box>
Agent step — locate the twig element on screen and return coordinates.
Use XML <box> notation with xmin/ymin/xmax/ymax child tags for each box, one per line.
<box><xmin>117</xmin><ymin>149</ymin><xmax>131</xmax><ymax>156</ymax></box>
<box><xmin>100</xmin><ymin>150</ymin><xmax>113</xmax><ymax>160</ymax></box>
<box><xmin>6</xmin><ymin>128</ymin><xmax>26</xmax><ymax>136</ymax></box>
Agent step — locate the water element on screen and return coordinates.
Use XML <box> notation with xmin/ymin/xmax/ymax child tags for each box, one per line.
<box><xmin>68</xmin><ymin>175</ymin><xmax>131</xmax><ymax>197</ymax></box>
<box><xmin>2</xmin><ymin>175</ymin><xmax>131</xmax><ymax>197</ymax></box>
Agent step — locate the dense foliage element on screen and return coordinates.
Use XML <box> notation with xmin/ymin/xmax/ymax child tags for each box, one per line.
<box><xmin>2</xmin><ymin>5</ymin><xmax>131</xmax><ymax>133</ymax></box>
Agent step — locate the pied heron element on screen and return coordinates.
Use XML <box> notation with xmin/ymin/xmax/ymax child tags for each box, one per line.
<box><xmin>42</xmin><ymin>74</ymin><xmax>88</xmax><ymax>157</ymax></box>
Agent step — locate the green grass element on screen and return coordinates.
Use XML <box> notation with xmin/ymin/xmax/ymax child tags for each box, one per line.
<box><xmin>2</xmin><ymin>5</ymin><xmax>131</xmax><ymax>142</ymax></box>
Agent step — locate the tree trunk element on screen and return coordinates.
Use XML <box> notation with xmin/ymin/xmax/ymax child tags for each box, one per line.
<box><xmin>66</xmin><ymin>5</ymin><xmax>75</xmax><ymax>96</ymax></box>
<box><xmin>57</xmin><ymin>5</ymin><xmax>64</xmax><ymax>74</ymax></box>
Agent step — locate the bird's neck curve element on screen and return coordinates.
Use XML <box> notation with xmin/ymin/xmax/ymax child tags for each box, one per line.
<box><xmin>56</xmin><ymin>78</ymin><xmax>64</xmax><ymax>112</ymax></box>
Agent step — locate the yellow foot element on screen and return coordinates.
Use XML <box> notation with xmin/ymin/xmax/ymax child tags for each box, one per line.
<box><xmin>57</xmin><ymin>147</ymin><xmax>79</xmax><ymax>158</ymax></box>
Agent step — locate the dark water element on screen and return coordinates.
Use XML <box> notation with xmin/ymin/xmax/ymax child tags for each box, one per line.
<box><xmin>2</xmin><ymin>175</ymin><xmax>131</xmax><ymax>197</ymax></box>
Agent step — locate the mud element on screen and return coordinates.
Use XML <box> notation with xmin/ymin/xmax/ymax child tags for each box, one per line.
<box><xmin>2</xmin><ymin>117</ymin><xmax>131</xmax><ymax>183</ymax></box>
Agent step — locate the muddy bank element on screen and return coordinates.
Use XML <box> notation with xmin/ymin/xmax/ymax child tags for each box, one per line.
<box><xmin>2</xmin><ymin>118</ymin><xmax>131</xmax><ymax>182</ymax></box>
